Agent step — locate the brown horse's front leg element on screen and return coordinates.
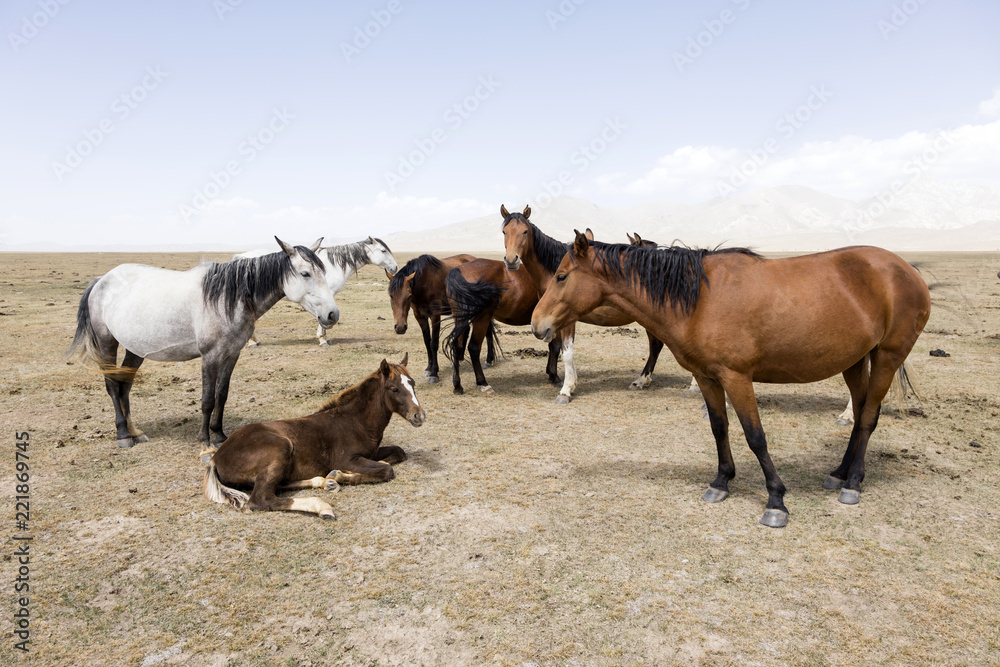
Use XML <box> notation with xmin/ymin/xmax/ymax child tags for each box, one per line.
<box><xmin>375</xmin><ymin>445</ymin><xmax>407</xmax><ymax>465</ymax></box>
<box><xmin>331</xmin><ymin>457</ymin><xmax>396</xmax><ymax>484</ymax></box>
<box><xmin>694</xmin><ymin>376</ymin><xmax>735</xmax><ymax>504</ymax></box>
<box><xmin>723</xmin><ymin>375</ymin><xmax>789</xmax><ymax>528</ymax></box>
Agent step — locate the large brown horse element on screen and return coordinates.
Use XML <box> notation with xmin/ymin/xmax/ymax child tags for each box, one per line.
<box><xmin>502</xmin><ymin>205</ymin><xmax>667</xmax><ymax>402</ymax></box>
<box><xmin>204</xmin><ymin>355</ymin><xmax>424</xmax><ymax>519</ymax></box>
<box><xmin>388</xmin><ymin>254</ymin><xmax>491</xmax><ymax>383</ymax></box>
<box><xmin>444</xmin><ymin>258</ymin><xmax>561</xmax><ymax>395</ymax></box>
<box><xmin>531</xmin><ymin>232</ymin><xmax>931</xmax><ymax>528</ymax></box>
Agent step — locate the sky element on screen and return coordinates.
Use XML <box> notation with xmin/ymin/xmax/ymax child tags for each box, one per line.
<box><xmin>1</xmin><ymin>0</ymin><xmax>999</xmax><ymax>248</ymax></box>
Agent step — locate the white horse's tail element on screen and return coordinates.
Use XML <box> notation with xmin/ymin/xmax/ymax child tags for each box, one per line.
<box><xmin>203</xmin><ymin>460</ymin><xmax>249</xmax><ymax>510</ymax></box>
<box><xmin>66</xmin><ymin>277</ymin><xmax>139</xmax><ymax>382</ymax></box>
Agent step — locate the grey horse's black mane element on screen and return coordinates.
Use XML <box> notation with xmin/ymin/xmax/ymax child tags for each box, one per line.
<box><xmin>584</xmin><ymin>242</ymin><xmax>761</xmax><ymax>315</ymax></box>
<box><xmin>388</xmin><ymin>254</ymin><xmax>442</xmax><ymax>296</ymax></box>
<box><xmin>324</xmin><ymin>238</ymin><xmax>391</xmax><ymax>271</ymax></box>
<box><xmin>501</xmin><ymin>213</ymin><xmax>567</xmax><ymax>273</ymax></box>
<box><xmin>202</xmin><ymin>246</ymin><xmax>325</xmax><ymax>317</ymax></box>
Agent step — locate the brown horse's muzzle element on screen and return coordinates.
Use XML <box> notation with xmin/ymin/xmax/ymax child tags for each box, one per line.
<box><xmin>406</xmin><ymin>407</ymin><xmax>426</xmax><ymax>427</ymax></box>
<box><xmin>504</xmin><ymin>255</ymin><xmax>521</xmax><ymax>271</ymax></box>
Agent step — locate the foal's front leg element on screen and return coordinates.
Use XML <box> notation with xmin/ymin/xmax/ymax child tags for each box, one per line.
<box><xmin>330</xmin><ymin>456</ymin><xmax>397</xmax><ymax>484</ymax></box>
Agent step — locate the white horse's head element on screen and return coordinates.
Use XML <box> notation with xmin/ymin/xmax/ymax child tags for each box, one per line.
<box><xmin>364</xmin><ymin>237</ymin><xmax>398</xmax><ymax>276</ymax></box>
<box><xmin>276</xmin><ymin>237</ymin><xmax>340</xmax><ymax>327</ymax></box>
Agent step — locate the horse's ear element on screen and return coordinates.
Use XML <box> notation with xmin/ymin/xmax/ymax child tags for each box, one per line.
<box><xmin>384</xmin><ymin>268</ymin><xmax>395</xmax><ymax>279</ymax></box>
<box><xmin>523</xmin><ymin>205</ymin><xmax>531</xmax><ymax>219</ymax></box>
<box><xmin>584</xmin><ymin>228</ymin><xmax>595</xmax><ymax>241</ymax></box>
<box><xmin>275</xmin><ymin>237</ymin><xmax>295</xmax><ymax>257</ymax></box>
<box><xmin>379</xmin><ymin>358</ymin><xmax>391</xmax><ymax>377</ymax></box>
<box><xmin>500</xmin><ymin>204</ymin><xmax>510</xmax><ymax>219</ymax></box>
<box><xmin>309</xmin><ymin>238</ymin><xmax>323</xmax><ymax>252</ymax></box>
<box><xmin>572</xmin><ymin>230</ymin><xmax>589</xmax><ymax>257</ymax></box>
<box><xmin>367</xmin><ymin>236</ymin><xmax>375</xmax><ymax>244</ymax></box>
<box><xmin>399</xmin><ymin>352</ymin><xmax>408</xmax><ymax>368</ymax></box>
<box><xmin>633</xmin><ymin>232</ymin><xmax>643</xmax><ymax>244</ymax></box>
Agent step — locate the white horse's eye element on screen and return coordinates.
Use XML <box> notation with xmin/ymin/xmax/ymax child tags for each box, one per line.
<box><xmin>300</xmin><ymin>271</ymin><xmax>311</xmax><ymax>278</ymax></box>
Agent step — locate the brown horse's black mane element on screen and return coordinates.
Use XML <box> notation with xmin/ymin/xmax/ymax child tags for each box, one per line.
<box><xmin>502</xmin><ymin>214</ymin><xmax>568</xmax><ymax>273</ymax></box>
<box><xmin>388</xmin><ymin>254</ymin><xmax>443</xmax><ymax>296</ymax></box>
<box><xmin>586</xmin><ymin>242</ymin><xmax>761</xmax><ymax>315</ymax></box>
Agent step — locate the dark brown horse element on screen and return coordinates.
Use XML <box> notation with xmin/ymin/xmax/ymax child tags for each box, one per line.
<box><xmin>203</xmin><ymin>355</ymin><xmax>424</xmax><ymax>519</ymax></box>
<box><xmin>444</xmin><ymin>258</ymin><xmax>560</xmax><ymax>395</ymax></box>
<box><xmin>388</xmin><ymin>254</ymin><xmax>493</xmax><ymax>383</ymax></box>
<box><xmin>531</xmin><ymin>232</ymin><xmax>931</xmax><ymax>528</ymax></box>
<box><xmin>502</xmin><ymin>205</ymin><xmax>667</xmax><ymax>401</ymax></box>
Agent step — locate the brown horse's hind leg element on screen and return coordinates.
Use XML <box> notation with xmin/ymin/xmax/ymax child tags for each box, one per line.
<box><xmin>467</xmin><ymin>316</ymin><xmax>493</xmax><ymax>394</ymax></box>
<box><xmin>243</xmin><ymin>440</ymin><xmax>335</xmax><ymax>519</ymax></box>
<box><xmin>695</xmin><ymin>376</ymin><xmax>735</xmax><ymax>504</ymax></box>
<box><xmin>722</xmin><ymin>375</ymin><xmax>789</xmax><ymax>528</ymax></box>
<box><xmin>826</xmin><ymin>356</ymin><xmax>870</xmax><ymax>490</ymax></box>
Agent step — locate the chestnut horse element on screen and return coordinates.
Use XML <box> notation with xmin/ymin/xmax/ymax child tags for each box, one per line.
<box><xmin>203</xmin><ymin>355</ymin><xmax>424</xmax><ymax>519</ymax></box>
<box><xmin>388</xmin><ymin>254</ymin><xmax>494</xmax><ymax>383</ymax></box>
<box><xmin>444</xmin><ymin>258</ymin><xmax>560</xmax><ymax>395</ymax></box>
<box><xmin>531</xmin><ymin>232</ymin><xmax>931</xmax><ymax>528</ymax></box>
<box><xmin>502</xmin><ymin>205</ymin><xmax>667</xmax><ymax>402</ymax></box>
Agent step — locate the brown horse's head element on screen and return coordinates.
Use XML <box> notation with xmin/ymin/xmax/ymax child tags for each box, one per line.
<box><xmin>379</xmin><ymin>353</ymin><xmax>425</xmax><ymax>426</ymax></box>
<box><xmin>531</xmin><ymin>230</ymin><xmax>606</xmax><ymax>343</ymax></box>
<box><xmin>500</xmin><ymin>204</ymin><xmax>531</xmax><ymax>271</ymax></box>
<box><xmin>388</xmin><ymin>273</ymin><xmax>415</xmax><ymax>334</ymax></box>
<box><xmin>627</xmin><ymin>232</ymin><xmax>656</xmax><ymax>248</ymax></box>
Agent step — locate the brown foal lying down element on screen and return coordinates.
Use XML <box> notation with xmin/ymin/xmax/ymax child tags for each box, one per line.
<box><xmin>203</xmin><ymin>355</ymin><xmax>425</xmax><ymax>519</ymax></box>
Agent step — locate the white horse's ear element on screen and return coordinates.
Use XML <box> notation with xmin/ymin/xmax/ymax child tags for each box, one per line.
<box><xmin>367</xmin><ymin>236</ymin><xmax>375</xmax><ymax>244</ymax></box>
<box><xmin>275</xmin><ymin>237</ymin><xmax>295</xmax><ymax>257</ymax></box>
<box><xmin>523</xmin><ymin>205</ymin><xmax>531</xmax><ymax>219</ymax></box>
<box><xmin>400</xmin><ymin>352</ymin><xmax>409</xmax><ymax>368</ymax></box>
<box><xmin>584</xmin><ymin>228</ymin><xmax>594</xmax><ymax>241</ymax></box>
<box><xmin>309</xmin><ymin>238</ymin><xmax>323</xmax><ymax>252</ymax></box>
<box><xmin>500</xmin><ymin>204</ymin><xmax>510</xmax><ymax>218</ymax></box>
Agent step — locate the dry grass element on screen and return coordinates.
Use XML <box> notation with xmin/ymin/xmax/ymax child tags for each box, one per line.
<box><xmin>1</xmin><ymin>250</ymin><xmax>999</xmax><ymax>666</ymax></box>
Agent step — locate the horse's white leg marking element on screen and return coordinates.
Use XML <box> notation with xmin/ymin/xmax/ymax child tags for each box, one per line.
<box><xmin>126</xmin><ymin>416</ymin><xmax>148</xmax><ymax>443</ymax></box>
<box><xmin>288</xmin><ymin>496</ymin><xmax>335</xmax><ymax>519</ymax></box>
<box><xmin>316</xmin><ymin>323</ymin><xmax>329</xmax><ymax>347</ymax></box>
<box><xmin>688</xmin><ymin>376</ymin><xmax>700</xmax><ymax>392</ymax></box>
<box><xmin>282</xmin><ymin>477</ymin><xmax>327</xmax><ymax>490</ymax></box>
<box><xmin>629</xmin><ymin>372</ymin><xmax>652</xmax><ymax>390</ymax></box>
<box><xmin>836</xmin><ymin>398</ymin><xmax>854</xmax><ymax>425</ymax></box>
<box><xmin>558</xmin><ymin>338</ymin><xmax>576</xmax><ymax>402</ymax></box>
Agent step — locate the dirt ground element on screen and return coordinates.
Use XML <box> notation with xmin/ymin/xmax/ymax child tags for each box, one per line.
<box><xmin>1</xmin><ymin>249</ymin><xmax>999</xmax><ymax>666</ymax></box>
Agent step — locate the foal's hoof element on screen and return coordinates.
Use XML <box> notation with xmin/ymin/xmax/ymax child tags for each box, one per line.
<box><xmin>319</xmin><ymin>508</ymin><xmax>336</xmax><ymax>520</ymax></box>
<box><xmin>554</xmin><ymin>394</ymin><xmax>571</xmax><ymax>405</ymax></box>
<box><xmin>701</xmin><ymin>487</ymin><xmax>729</xmax><ymax>503</ymax></box>
<box><xmin>823</xmin><ymin>475</ymin><xmax>845</xmax><ymax>490</ymax></box>
<box><xmin>760</xmin><ymin>509</ymin><xmax>789</xmax><ymax>528</ymax></box>
<box><xmin>324</xmin><ymin>477</ymin><xmax>341</xmax><ymax>492</ymax></box>
<box><xmin>116</xmin><ymin>437</ymin><xmax>135</xmax><ymax>448</ymax></box>
<box><xmin>427</xmin><ymin>376</ymin><xmax>440</xmax><ymax>384</ymax></box>
<box><xmin>838</xmin><ymin>488</ymin><xmax>861</xmax><ymax>505</ymax></box>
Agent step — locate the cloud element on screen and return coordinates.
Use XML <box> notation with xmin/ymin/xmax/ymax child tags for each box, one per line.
<box><xmin>978</xmin><ymin>88</ymin><xmax>1000</xmax><ymax>118</ymax></box>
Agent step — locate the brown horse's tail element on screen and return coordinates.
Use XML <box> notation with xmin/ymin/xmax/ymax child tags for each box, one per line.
<box><xmin>66</xmin><ymin>277</ymin><xmax>140</xmax><ymax>382</ymax></box>
<box><xmin>443</xmin><ymin>269</ymin><xmax>505</xmax><ymax>363</ymax></box>
<box><xmin>203</xmin><ymin>461</ymin><xmax>249</xmax><ymax>510</ymax></box>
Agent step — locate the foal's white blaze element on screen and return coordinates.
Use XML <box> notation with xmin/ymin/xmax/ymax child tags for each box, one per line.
<box><xmin>402</xmin><ymin>375</ymin><xmax>419</xmax><ymax>407</ymax></box>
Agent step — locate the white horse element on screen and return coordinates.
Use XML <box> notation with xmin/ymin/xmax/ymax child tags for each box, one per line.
<box><xmin>68</xmin><ymin>237</ymin><xmax>338</xmax><ymax>449</ymax></box>
<box><xmin>237</xmin><ymin>236</ymin><xmax>398</xmax><ymax>347</ymax></box>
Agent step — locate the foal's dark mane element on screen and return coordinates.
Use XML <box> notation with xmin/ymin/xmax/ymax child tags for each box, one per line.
<box><xmin>318</xmin><ymin>373</ymin><xmax>381</xmax><ymax>412</ymax></box>
<box><xmin>502</xmin><ymin>213</ymin><xmax>567</xmax><ymax>273</ymax></box>
<box><xmin>202</xmin><ymin>246</ymin><xmax>325</xmax><ymax>317</ymax></box>
<box><xmin>586</xmin><ymin>242</ymin><xmax>761</xmax><ymax>315</ymax></box>
<box><xmin>388</xmin><ymin>254</ymin><xmax>443</xmax><ymax>296</ymax></box>
<box><xmin>324</xmin><ymin>237</ymin><xmax>392</xmax><ymax>271</ymax></box>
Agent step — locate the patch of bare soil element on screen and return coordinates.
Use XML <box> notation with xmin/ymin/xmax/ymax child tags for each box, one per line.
<box><xmin>1</xmin><ymin>251</ymin><xmax>999</xmax><ymax>665</ymax></box>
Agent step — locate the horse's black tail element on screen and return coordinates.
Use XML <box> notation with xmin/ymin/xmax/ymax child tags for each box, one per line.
<box><xmin>443</xmin><ymin>269</ymin><xmax>505</xmax><ymax>364</ymax></box>
<box><xmin>66</xmin><ymin>277</ymin><xmax>138</xmax><ymax>382</ymax></box>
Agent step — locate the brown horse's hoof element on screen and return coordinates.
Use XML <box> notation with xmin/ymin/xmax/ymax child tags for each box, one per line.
<box><xmin>555</xmin><ymin>394</ymin><xmax>571</xmax><ymax>404</ymax></box>
<box><xmin>760</xmin><ymin>509</ymin><xmax>788</xmax><ymax>528</ymax></box>
<box><xmin>823</xmin><ymin>475</ymin><xmax>845</xmax><ymax>490</ymax></box>
<box><xmin>199</xmin><ymin>447</ymin><xmax>218</xmax><ymax>464</ymax></box>
<box><xmin>453</xmin><ymin>386</ymin><xmax>464</xmax><ymax>395</ymax></box>
<box><xmin>133</xmin><ymin>433</ymin><xmax>149</xmax><ymax>443</ymax></box>
<box><xmin>702</xmin><ymin>487</ymin><xmax>729</xmax><ymax>503</ymax></box>
<box><xmin>838</xmin><ymin>488</ymin><xmax>861</xmax><ymax>505</ymax></box>
<box><xmin>480</xmin><ymin>385</ymin><xmax>495</xmax><ymax>395</ymax></box>
<box><xmin>427</xmin><ymin>376</ymin><xmax>440</xmax><ymax>384</ymax></box>
<box><xmin>116</xmin><ymin>437</ymin><xmax>135</xmax><ymax>448</ymax></box>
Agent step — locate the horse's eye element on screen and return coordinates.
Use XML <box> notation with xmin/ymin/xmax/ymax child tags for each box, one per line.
<box><xmin>556</xmin><ymin>273</ymin><xmax>567</xmax><ymax>282</ymax></box>
<box><xmin>391</xmin><ymin>386</ymin><xmax>398</xmax><ymax>393</ymax></box>
<box><xmin>300</xmin><ymin>271</ymin><xmax>311</xmax><ymax>278</ymax></box>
